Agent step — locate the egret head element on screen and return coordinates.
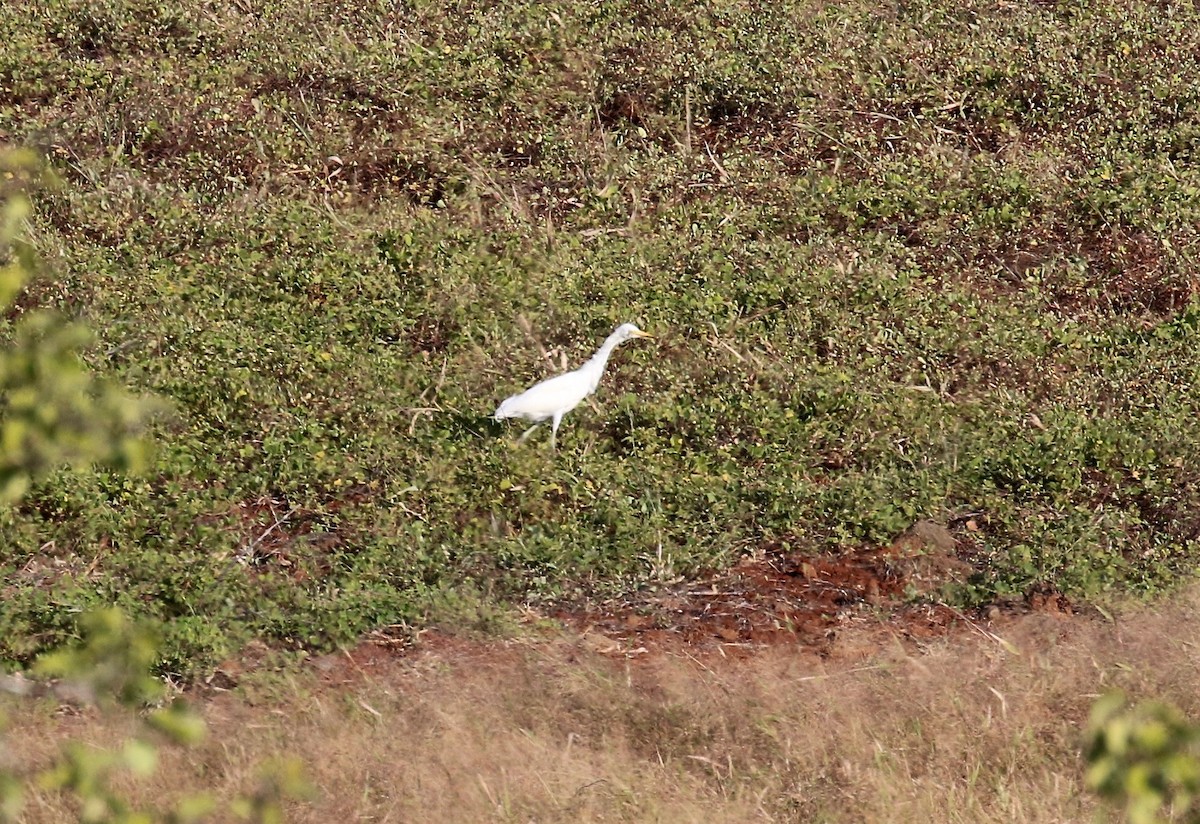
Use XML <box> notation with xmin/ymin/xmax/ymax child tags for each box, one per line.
<box><xmin>612</xmin><ymin>322</ymin><xmax>654</xmax><ymax>342</ymax></box>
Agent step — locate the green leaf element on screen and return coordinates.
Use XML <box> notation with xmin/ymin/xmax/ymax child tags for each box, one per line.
<box><xmin>147</xmin><ymin>704</ymin><xmax>208</xmax><ymax>746</ymax></box>
<box><xmin>121</xmin><ymin>740</ymin><xmax>159</xmax><ymax>778</ymax></box>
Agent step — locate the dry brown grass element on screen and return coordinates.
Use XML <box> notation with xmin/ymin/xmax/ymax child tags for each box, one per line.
<box><xmin>9</xmin><ymin>590</ymin><xmax>1200</xmax><ymax>823</ymax></box>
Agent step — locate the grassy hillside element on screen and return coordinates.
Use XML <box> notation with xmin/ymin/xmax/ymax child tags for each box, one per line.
<box><xmin>2</xmin><ymin>0</ymin><xmax>1199</xmax><ymax>675</ymax></box>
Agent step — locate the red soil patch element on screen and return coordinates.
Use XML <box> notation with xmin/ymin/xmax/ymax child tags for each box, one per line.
<box><xmin>552</xmin><ymin>541</ymin><xmax>974</xmax><ymax>661</ymax></box>
<box><xmin>209</xmin><ymin>523</ymin><xmax>1077</xmax><ymax>691</ymax></box>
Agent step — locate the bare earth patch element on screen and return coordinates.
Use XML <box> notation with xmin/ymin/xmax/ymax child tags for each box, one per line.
<box><xmin>545</xmin><ymin>522</ymin><xmax>1040</xmax><ymax>663</ymax></box>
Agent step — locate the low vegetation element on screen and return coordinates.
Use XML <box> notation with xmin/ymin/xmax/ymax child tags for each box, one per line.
<box><xmin>2</xmin><ymin>0</ymin><xmax>1200</xmax><ymax>676</ymax></box>
<box><xmin>0</xmin><ymin>149</ymin><xmax>302</xmax><ymax>823</ymax></box>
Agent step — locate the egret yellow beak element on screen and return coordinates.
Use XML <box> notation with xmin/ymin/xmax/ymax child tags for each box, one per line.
<box><xmin>633</xmin><ymin>330</ymin><xmax>654</xmax><ymax>339</ymax></box>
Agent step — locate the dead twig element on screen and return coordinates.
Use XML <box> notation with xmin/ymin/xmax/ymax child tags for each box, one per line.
<box><xmin>705</xmin><ymin>142</ymin><xmax>731</xmax><ymax>184</ymax></box>
<box><xmin>939</xmin><ymin>602</ymin><xmax>1020</xmax><ymax>654</ymax></box>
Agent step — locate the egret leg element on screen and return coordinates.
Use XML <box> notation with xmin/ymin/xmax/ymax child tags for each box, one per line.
<box><xmin>550</xmin><ymin>412</ymin><xmax>564</xmax><ymax>450</ymax></box>
<box><xmin>518</xmin><ymin>423</ymin><xmax>540</xmax><ymax>444</ymax></box>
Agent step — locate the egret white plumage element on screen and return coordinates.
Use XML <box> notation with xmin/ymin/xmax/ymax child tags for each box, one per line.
<box><xmin>493</xmin><ymin>322</ymin><xmax>654</xmax><ymax>448</ymax></box>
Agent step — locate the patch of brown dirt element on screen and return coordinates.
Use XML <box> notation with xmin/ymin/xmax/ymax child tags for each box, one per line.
<box><xmin>207</xmin><ymin>521</ymin><xmax>1077</xmax><ymax>693</ymax></box>
<box><xmin>552</xmin><ymin>530</ymin><xmax>985</xmax><ymax>661</ymax></box>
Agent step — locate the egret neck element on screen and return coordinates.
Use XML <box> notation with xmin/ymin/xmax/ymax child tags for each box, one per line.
<box><xmin>578</xmin><ymin>327</ymin><xmax>631</xmax><ymax>394</ymax></box>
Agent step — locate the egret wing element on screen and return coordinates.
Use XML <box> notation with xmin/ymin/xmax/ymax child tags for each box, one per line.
<box><xmin>494</xmin><ymin>370</ymin><xmax>589</xmax><ymax>421</ymax></box>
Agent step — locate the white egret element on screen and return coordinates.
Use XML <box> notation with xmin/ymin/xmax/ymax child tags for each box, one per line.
<box><xmin>493</xmin><ymin>322</ymin><xmax>654</xmax><ymax>448</ymax></box>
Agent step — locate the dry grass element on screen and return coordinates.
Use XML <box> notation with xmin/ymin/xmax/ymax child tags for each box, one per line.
<box><xmin>10</xmin><ymin>590</ymin><xmax>1200</xmax><ymax>822</ymax></box>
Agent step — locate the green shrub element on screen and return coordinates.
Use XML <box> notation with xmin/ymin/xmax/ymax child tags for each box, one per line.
<box><xmin>2</xmin><ymin>0</ymin><xmax>1200</xmax><ymax>673</ymax></box>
